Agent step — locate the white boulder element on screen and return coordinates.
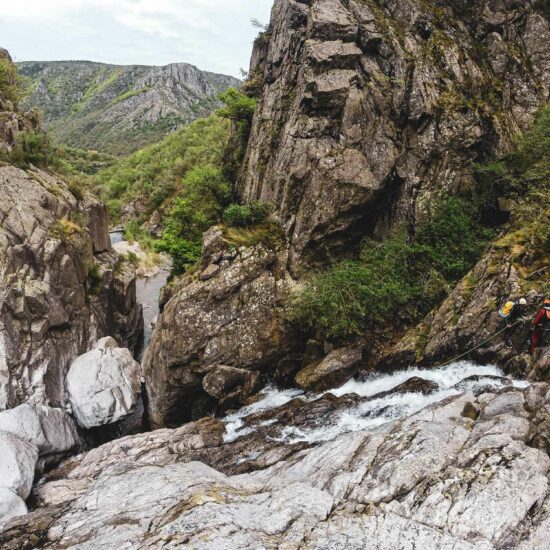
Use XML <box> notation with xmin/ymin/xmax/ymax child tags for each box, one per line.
<box><xmin>0</xmin><ymin>404</ymin><xmax>80</xmax><ymax>456</ymax></box>
<box><xmin>0</xmin><ymin>487</ymin><xmax>27</xmax><ymax>527</ymax></box>
<box><xmin>66</xmin><ymin>337</ymin><xmax>141</xmax><ymax>429</ymax></box>
<box><xmin>0</xmin><ymin>431</ymin><xmax>38</xmax><ymax>500</ymax></box>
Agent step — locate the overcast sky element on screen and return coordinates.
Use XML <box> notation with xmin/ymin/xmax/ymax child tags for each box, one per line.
<box><xmin>0</xmin><ymin>0</ymin><xmax>274</xmax><ymax>77</ymax></box>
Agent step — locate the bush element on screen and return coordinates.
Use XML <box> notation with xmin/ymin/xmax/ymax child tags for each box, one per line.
<box><xmin>223</xmin><ymin>201</ymin><xmax>270</xmax><ymax>227</ymax></box>
<box><xmin>293</xmin><ymin>231</ymin><xmax>419</xmax><ymax>340</ymax></box>
<box><xmin>217</xmin><ymin>88</ymin><xmax>257</xmax><ymax>175</ymax></box>
<box><xmin>474</xmin><ymin>105</ymin><xmax>550</xmax><ymax>222</ymax></box>
<box><xmin>0</xmin><ymin>58</ymin><xmax>22</xmax><ymax>107</ymax></box>
<box><xmin>87</xmin><ymin>261</ymin><xmax>103</xmax><ymax>294</ymax></box>
<box><xmin>216</xmin><ymin>88</ymin><xmax>257</xmax><ymax>122</ymax></box>
<box><xmin>292</xmin><ymin>198</ymin><xmax>494</xmax><ymax>341</ymax></box>
<box><xmin>410</xmin><ymin>198</ymin><xmax>494</xmax><ymax>281</ymax></box>
<box><xmin>8</xmin><ymin>130</ymin><xmax>52</xmax><ymax>168</ymax></box>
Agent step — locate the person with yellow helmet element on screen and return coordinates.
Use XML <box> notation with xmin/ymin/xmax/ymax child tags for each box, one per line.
<box><xmin>530</xmin><ymin>298</ymin><xmax>550</xmax><ymax>354</ymax></box>
<box><xmin>498</xmin><ymin>297</ymin><xmax>528</xmax><ymax>348</ymax></box>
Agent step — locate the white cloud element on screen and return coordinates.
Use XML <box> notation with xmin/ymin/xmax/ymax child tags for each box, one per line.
<box><xmin>0</xmin><ymin>0</ymin><xmax>274</xmax><ymax>76</ymax></box>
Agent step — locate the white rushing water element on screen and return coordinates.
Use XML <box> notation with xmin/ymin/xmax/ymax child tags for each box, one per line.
<box><xmin>223</xmin><ymin>361</ymin><xmax>529</xmax><ymax>444</ymax></box>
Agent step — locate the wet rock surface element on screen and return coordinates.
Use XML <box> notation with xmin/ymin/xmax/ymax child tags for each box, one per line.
<box><xmin>2</xmin><ymin>375</ymin><xmax>549</xmax><ymax>548</ymax></box>
<box><xmin>0</xmin><ymin>165</ymin><xmax>143</xmax><ymax>410</ymax></box>
<box><xmin>295</xmin><ymin>346</ymin><xmax>363</xmax><ymax>392</ymax></box>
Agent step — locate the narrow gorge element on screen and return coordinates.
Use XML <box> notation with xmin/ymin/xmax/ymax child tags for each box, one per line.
<box><xmin>0</xmin><ymin>0</ymin><xmax>549</xmax><ymax>548</ymax></box>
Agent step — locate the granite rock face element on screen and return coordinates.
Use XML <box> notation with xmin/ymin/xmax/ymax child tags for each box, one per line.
<box><xmin>238</xmin><ymin>0</ymin><xmax>550</xmax><ymax>273</ymax></box>
<box><xmin>0</xmin><ymin>164</ymin><xmax>143</xmax><ymax>411</ymax></box>
<box><xmin>3</xmin><ymin>379</ymin><xmax>550</xmax><ymax>548</ymax></box>
<box><xmin>143</xmin><ymin>227</ymin><xmax>296</xmax><ymax>428</ymax></box>
<box><xmin>66</xmin><ymin>337</ymin><xmax>141</xmax><ymax>429</ymax></box>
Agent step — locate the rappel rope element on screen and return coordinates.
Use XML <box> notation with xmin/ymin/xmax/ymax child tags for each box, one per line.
<box><xmin>435</xmin><ymin>319</ymin><xmax>525</xmax><ymax>369</ymax></box>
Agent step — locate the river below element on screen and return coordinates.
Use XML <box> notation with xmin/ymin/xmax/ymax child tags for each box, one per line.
<box><xmin>109</xmin><ymin>230</ymin><xmax>171</xmax><ymax>359</ymax></box>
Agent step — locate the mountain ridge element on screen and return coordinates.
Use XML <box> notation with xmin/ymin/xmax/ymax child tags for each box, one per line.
<box><xmin>18</xmin><ymin>59</ymin><xmax>240</xmax><ymax>155</ymax></box>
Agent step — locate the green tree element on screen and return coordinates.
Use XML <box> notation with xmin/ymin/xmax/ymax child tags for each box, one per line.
<box><xmin>156</xmin><ymin>165</ymin><xmax>231</xmax><ymax>273</ymax></box>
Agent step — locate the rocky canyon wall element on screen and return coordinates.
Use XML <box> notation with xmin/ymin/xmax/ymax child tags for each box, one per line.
<box><xmin>0</xmin><ymin>50</ymin><xmax>143</xmax><ymax>411</ymax></box>
<box><xmin>238</xmin><ymin>0</ymin><xmax>550</xmax><ymax>273</ymax></box>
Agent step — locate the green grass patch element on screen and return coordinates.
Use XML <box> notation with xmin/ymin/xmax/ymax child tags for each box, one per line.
<box><xmin>111</xmin><ymin>87</ymin><xmax>151</xmax><ymax>105</ymax></box>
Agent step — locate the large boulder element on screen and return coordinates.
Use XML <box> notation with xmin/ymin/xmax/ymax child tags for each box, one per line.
<box><xmin>0</xmin><ymin>403</ymin><xmax>79</xmax><ymax>457</ymax></box>
<box><xmin>143</xmin><ymin>227</ymin><xmax>297</xmax><ymax>428</ymax></box>
<box><xmin>295</xmin><ymin>346</ymin><xmax>362</xmax><ymax>392</ymax></box>
<box><xmin>66</xmin><ymin>337</ymin><xmax>141</xmax><ymax>429</ymax></box>
<box><xmin>0</xmin><ymin>162</ymin><xmax>143</xmax><ymax>411</ymax></box>
<box><xmin>202</xmin><ymin>365</ymin><xmax>261</xmax><ymax>409</ymax></box>
<box><xmin>0</xmin><ymin>431</ymin><xmax>38</xmax><ymax>501</ymax></box>
<box><xmin>0</xmin><ymin>404</ymin><xmax>80</xmax><ymax>526</ymax></box>
<box><xmin>0</xmin><ymin>489</ymin><xmax>27</xmax><ymax>528</ymax></box>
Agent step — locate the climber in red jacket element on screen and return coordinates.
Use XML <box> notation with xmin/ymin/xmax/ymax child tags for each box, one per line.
<box><xmin>530</xmin><ymin>299</ymin><xmax>550</xmax><ymax>354</ymax></box>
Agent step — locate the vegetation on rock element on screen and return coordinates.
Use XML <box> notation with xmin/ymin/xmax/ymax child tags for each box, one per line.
<box><xmin>292</xmin><ymin>198</ymin><xmax>494</xmax><ymax>341</ymax></box>
<box><xmin>155</xmin><ymin>165</ymin><xmax>231</xmax><ymax>273</ymax></box>
<box><xmin>0</xmin><ymin>57</ymin><xmax>23</xmax><ymax>107</ymax></box>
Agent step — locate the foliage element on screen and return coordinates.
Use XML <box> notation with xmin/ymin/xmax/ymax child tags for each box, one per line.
<box><xmin>409</xmin><ymin>199</ymin><xmax>494</xmax><ymax>281</ymax></box>
<box><xmin>54</xmin><ymin>146</ymin><xmax>117</xmax><ymax>175</ymax></box>
<box><xmin>216</xmin><ymin>88</ymin><xmax>257</xmax><ymax>176</ymax></box>
<box><xmin>6</xmin><ymin>130</ymin><xmax>53</xmax><ymax>168</ymax></box>
<box><xmin>292</xmin><ymin>198</ymin><xmax>494</xmax><ymax>341</ymax></box>
<box><xmin>87</xmin><ymin>261</ymin><xmax>103</xmax><ymax>294</ymax></box>
<box><xmin>51</xmin><ymin>217</ymin><xmax>83</xmax><ymax>240</ymax></box>
<box><xmin>223</xmin><ymin>221</ymin><xmax>284</xmax><ymax>250</ymax></box>
<box><xmin>156</xmin><ymin>165</ymin><xmax>231</xmax><ymax>273</ymax></box>
<box><xmin>474</xmin><ymin>105</ymin><xmax>550</xmax><ymax>221</ymax></box>
<box><xmin>0</xmin><ymin>58</ymin><xmax>23</xmax><ymax>107</ymax></box>
<box><xmin>94</xmin><ymin>115</ymin><xmax>230</xmax><ymax>223</ymax></box>
<box><xmin>222</xmin><ymin>201</ymin><xmax>270</xmax><ymax>227</ymax></box>
<box><xmin>216</xmin><ymin>88</ymin><xmax>257</xmax><ymax>123</ymax></box>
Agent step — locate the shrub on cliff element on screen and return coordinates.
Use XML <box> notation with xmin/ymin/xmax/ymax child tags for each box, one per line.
<box><xmin>0</xmin><ymin>57</ymin><xmax>22</xmax><ymax>107</ymax></box>
<box><xmin>293</xmin><ymin>198</ymin><xmax>493</xmax><ymax>341</ymax></box>
<box><xmin>6</xmin><ymin>130</ymin><xmax>53</xmax><ymax>168</ymax></box>
<box><xmin>217</xmin><ymin>87</ymin><xmax>257</xmax><ymax>178</ymax></box>
<box><xmin>474</xmin><ymin>105</ymin><xmax>550</xmax><ymax>222</ymax></box>
<box><xmin>223</xmin><ymin>201</ymin><xmax>270</xmax><ymax>227</ymax></box>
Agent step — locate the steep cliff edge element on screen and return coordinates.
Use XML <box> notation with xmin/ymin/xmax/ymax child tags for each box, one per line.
<box><xmin>0</xmin><ymin>50</ymin><xmax>143</xmax><ymax>410</ymax></box>
<box><xmin>238</xmin><ymin>0</ymin><xmax>550</xmax><ymax>273</ymax></box>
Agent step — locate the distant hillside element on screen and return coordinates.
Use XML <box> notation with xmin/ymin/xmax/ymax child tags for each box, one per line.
<box><xmin>17</xmin><ymin>60</ymin><xmax>240</xmax><ymax>155</ymax></box>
